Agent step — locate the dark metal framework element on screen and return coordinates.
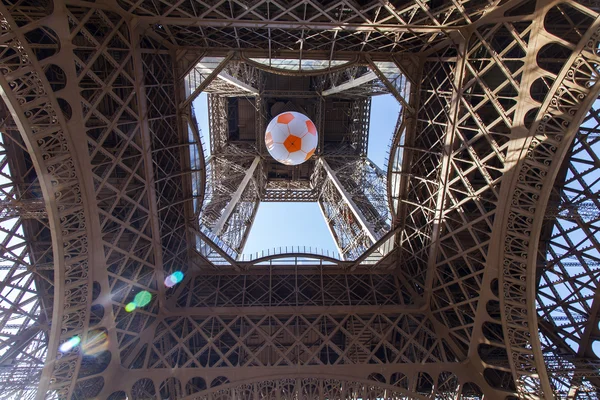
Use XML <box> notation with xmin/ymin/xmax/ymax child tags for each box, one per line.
<box><xmin>0</xmin><ymin>0</ymin><xmax>599</xmax><ymax>399</ymax></box>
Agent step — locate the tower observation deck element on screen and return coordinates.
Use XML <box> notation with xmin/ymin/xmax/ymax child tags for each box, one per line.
<box><xmin>0</xmin><ymin>0</ymin><xmax>600</xmax><ymax>398</ymax></box>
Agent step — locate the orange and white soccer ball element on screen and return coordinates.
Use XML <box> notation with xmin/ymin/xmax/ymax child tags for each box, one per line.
<box><xmin>265</xmin><ymin>112</ymin><xmax>318</xmax><ymax>165</ymax></box>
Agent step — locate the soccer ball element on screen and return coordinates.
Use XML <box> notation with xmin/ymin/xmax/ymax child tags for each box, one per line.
<box><xmin>265</xmin><ymin>112</ymin><xmax>318</xmax><ymax>165</ymax></box>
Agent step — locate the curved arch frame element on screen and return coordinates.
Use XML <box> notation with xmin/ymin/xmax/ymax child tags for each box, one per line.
<box><xmin>239</xmin><ymin>252</ymin><xmax>348</xmax><ymax>267</ymax></box>
<box><xmin>0</xmin><ymin>9</ymin><xmax>95</xmax><ymax>399</ymax></box>
<box><xmin>3</xmin><ymin>1</ymin><xmax>600</xmax><ymax>398</ymax></box>
<box><xmin>177</xmin><ymin>375</ymin><xmax>431</xmax><ymax>400</ymax></box>
<box><xmin>239</xmin><ymin>54</ymin><xmax>360</xmax><ymax>77</ymax></box>
<box><xmin>496</xmin><ymin>13</ymin><xmax>600</xmax><ymax>399</ymax></box>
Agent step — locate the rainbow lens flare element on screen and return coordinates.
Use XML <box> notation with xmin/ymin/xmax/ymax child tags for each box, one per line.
<box><xmin>125</xmin><ymin>290</ymin><xmax>152</xmax><ymax>312</ymax></box>
<box><xmin>134</xmin><ymin>290</ymin><xmax>152</xmax><ymax>307</ymax></box>
<box><xmin>82</xmin><ymin>329</ymin><xmax>109</xmax><ymax>355</ymax></box>
<box><xmin>59</xmin><ymin>336</ymin><xmax>81</xmax><ymax>352</ymax></box>
<box><xmin>164</xmin><ymin>271</ymin><xmax>184</xmax><ymax>288</ymax></box>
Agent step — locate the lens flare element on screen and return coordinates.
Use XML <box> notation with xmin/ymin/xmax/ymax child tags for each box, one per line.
<box><xmin>82</xmin><ymin>329</ymin><xmax>109</xmax><ymax>355</ymax></box>
<box><xmin>125</xmin><ymin>291</ymin><xmax>152</xmax><ymax>312</ymax></box>
<box><xmin>172</xmin><ymin>271</ymin><xmax>184</xmax><ymax>282</ymax></box>
<box><xmin>134</xmin><ymin>290</ymin><xmax>152</xmax><ymax>307</ymax></box>
<box><xmin>164</xmin><ymin>271</ymin><xmax>184</xmax><ymax>288</ymax></box>
<box><xmin>59</xmin><ymin>336</ymin><xmax>81</xmax><ymax>352</ymax></box>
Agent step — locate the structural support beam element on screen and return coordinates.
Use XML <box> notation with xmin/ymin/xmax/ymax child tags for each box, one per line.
<box><xmin>321</xmin><ymin>159</ymin><xmax>378</xmax><ymax>244</ymax></box>
<box><xmin>317</xmin><ymin>200</ymin><xmax>347</xmax><ymax>260</ymax></box>
<box><xmin>322</xmin><ymin>71</ymin><xmax>377</xmax><ymax>96</ymax></box>
<box><xmin>133</xmin><ymin>29</ymin><xmax>168</xmax><ymax>306</ymax></box>
<box><xmin>212</xmin><ymin>156</ymin><xmax>260</xmax><ymax>235</ymax></box>
<box><xmin>140</xmin><ymin>17</ymin><xmax>461</xmax><ymax>33</ymax></box>
<box><xmin>181</xmin><ymin>53</ymin><xmax>234</xmax><ymax>109</ymax></box>
<box><xmin>424</xmin><ymin>41</ymin><xmax>467</xmax><ymax>305</ymax></box>
<box><xmin>217</xmin><ymin>71</ymin><xmax>259</xmax><ymax>95</ymax></box>
<box><xmin>0</xmin><ymin>324</ymin><xmax>42</xmax><ymax>366</ymax></box>
<box><xmin>366</xmin><ymin>57</ymin><xmax>414</xmax><ymax>113</ymax></box>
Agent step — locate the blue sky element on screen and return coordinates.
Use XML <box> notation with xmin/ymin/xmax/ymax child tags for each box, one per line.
<box><xmin>193</xmin><ymin>93</ymin><xmax>400</xmax><ymax>258</ymax></box>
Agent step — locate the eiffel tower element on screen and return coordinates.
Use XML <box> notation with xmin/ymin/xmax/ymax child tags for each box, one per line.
<box><xmin>0</xmin><ymin>0</ymin><xmax>600</xmax><ymax>398</ymax></box>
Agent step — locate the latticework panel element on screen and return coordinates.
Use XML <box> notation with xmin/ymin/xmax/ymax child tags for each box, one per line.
<box><xmin>117</xmin><ymin>0</ymin><xmax>494</xmax><ymax>54</ymax></box>
<box><xmin>199</xmin><ymin>155</ymin><xmax>260</xmax><ymax>254</ymax></box>
<box><xmin>0</xmin><ymin>6</ymin><xmax>104</xmax><ymax>396</ymax></box>
<box><xmin>0</xmin><ymin>118</ymin><xmax>51</xmax><ymax>400</ymax></box>
<box><xmin>537</xmin><ymin>118</ymin><xmax>600</xmax><ymax>354</ymax></box>
<box><xmin>319</xmin><ymin>172</ymin><xmax>372</xmax><ymax>260</ymax></box>
<box><xmin>140</xmin><ymin>312</ymin><xmax>459</xmax><ymax>369</ymax></box>
<box><xmin>141</xmin><ymin>49</ymin><xmax>193</xmax><ymax>296</ymax></box>
<box><xmin>3</xmin><ymin>0</ymin><xmax>600</xmax><ymax>398</ymax></box>
<box><xmin>67</xmin><ymin>6</ymin><xmax>161</xmax><ymax>363</ymax></box>
<box><xmin>175</xmin><ymin>271</ymin><xmax>416</xmax><ymax>308</ymax></box>
<box><xmin>394</xmin><ymin>49</ymin><xmax>455</xmax><ymax>295</ymax></box>
<box><xmin>496</xmin><ymin>4</ymin><xmax>600</xmax><ymax>396</ymax></box>
<box><xmin>122</xmin><ymin>375</ymin><xmax>485</xmax><ymax>400</ymax></box>
<box><xmin>428</xmin><ymin>17</ymin><xmax>526</xmax><ymax>353</ymax></box>
<box><xmin>535</xmin><ymin>96</ymin><xmax>600</xmax><ymax>398</ymax></box>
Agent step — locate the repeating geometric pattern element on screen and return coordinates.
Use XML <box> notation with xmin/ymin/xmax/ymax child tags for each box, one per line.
<box><xmin>2</xmin><ymin>0</ymin><xmax>600</xmax><ymax>399</ymax></box>
<box><xmin>499</xmin><ymin>5</ymin><xmax>600</xmax><ymax>397</ymax></box>
<box><xmin>175</xmin><ymin>272</ymin><xmax>415</xmax><ymax>308</ymax></box>
<box><xmin>537</xmin><ymin>111</ymin><xmax>600</xmax><ymax>357</ymax></box>
<box><xmin>125</xmin><ymin>375</ymin><xmax>485</xmax><ymax>399</ymax></box>
<box><xmin>0</xmin><ymin>4</ymin><xmax>106</xmax><ymax>397</ymax></box>
<box><xmin>67</xmin><ymin>6</ymin><xmax>161</xmax><ymax>366</ymax></box>
<box><xmin>0</xmin><ymin>116</ymin><xmax>51</xmax><ymax>400</ymax></box>
<box><xmin>427</xmin><ymin>16</ymin><xmax>530</xmax><ymax>352</ymax></box>
<box><xmin>116</xmin><ymin>0</ymin><xmax>493</xmax><ymax>52</ymax></box>
<box><xmin>140</xmin><ymin>312</ymin><xmax>459</xmax><ymax>369</ymax></box>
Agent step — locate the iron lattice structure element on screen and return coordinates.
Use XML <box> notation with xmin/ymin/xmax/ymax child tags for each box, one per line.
<box><xmin>0</xmin><ymin>0</ymin><xmax>600</xmax><ymax>399</ymax></box>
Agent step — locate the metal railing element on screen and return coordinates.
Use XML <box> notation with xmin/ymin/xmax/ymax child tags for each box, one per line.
<box><xmin>238</xmin><ymin>246</ymin><xmax>341</xmax><ymax>262</ymax></box>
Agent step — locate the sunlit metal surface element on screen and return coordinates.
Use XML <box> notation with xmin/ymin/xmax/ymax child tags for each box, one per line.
<box><xmin>0</xmin><ymin>0</ymin><xmax>599</xmax><ymax>398</ymax></box>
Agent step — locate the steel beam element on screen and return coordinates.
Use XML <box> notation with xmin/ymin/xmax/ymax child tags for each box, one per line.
<box><xmin>139</xmin><ymin>17</ymin><xmax>461</xmax><ymax>33</ymax></box>
<box><xmin>212</xmin><ymin>156</ymin><xmax>260</xmax><ymax>235</ymax></box>
<box><xmin>321</xmin><ymin>159</ymin><xmax>378</xmax><ymax>244</ymax></box>
<box><xmin>217</xmin><ymin>71</ymin><xmax>259</xmax><ymax>95</ymax></box>
<box><xmin>322</xmin><ymin>71</ymin><xmax>378</xmax><ymax>96</ymax></box>
<box><xmin>182</xmin><ymin>53</ymin><xmax>234</xmax><ymax>109</ymax></box>
<box><xmin>133</xmin><ymin>30</ymin><xmax>168</xmax><ymax>307</ymax></box>
<box><xmin>0</xmin><ymin>324</ymin><xmax>42</xmax><ymax>367</ymax></box>
<box><xmin>366</xmin><ymin>57</ymin><xmax>414</xmax><ymax>114</ymax></box>
<box><xmin>317</xmin><ymin>199</ymin><xmax>347</xmax><ymax>260</ymax></box>
<box><xmin>424</xmin><ymin>40</ymin><xmax>467</xmax><ymax>307</ymax></box>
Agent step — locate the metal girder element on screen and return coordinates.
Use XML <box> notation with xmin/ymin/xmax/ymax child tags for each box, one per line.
<box><xmin>200</xmin><ymin>154</ymin><xmax>261</xmax><ymax>256</ymax></box>
<box><xmin>0</xmin><ymin>324</ymin><xmax>42</xmax><ymax>366</ymax></box>
<box><xmin>0</xmin><ymin>199</ymin><xmax>46</xmax><ymax>219</ymax></box>
<box><xmin>322</xmin><ymin>159</ymin><xmax>379</xmax><ymax>244</ymax></box>
<box><xmin>119</xmin><ymin>0</ymin><xmax>493</xmax><ymax>56</ymax></box>
<box><xmin>4</xmin><ymin>0</ymin><xmax>600</xmax><ymax>398</ymax></box>
<box><xmin>182</xmin><ymin>53</ymin><xmax>234</xmax><ymax>109</ymax></box>
<box><xmin>216</xmin><ymin>72</ymin><xmax>259</xmax><ymax>96</ymax></box>
<box><xmin>132</xmin><ymin>312</ymin><xmax>462</xmax><ymax>370</ymax></box>
<box><xmin>424</xmin><ymin>40</ymin><xmax>467</xmax><ymax>308</ymax></box>
<box><xmin>0</xmin><ymin>121</ymin><xmax>50</xmax><ymax>399</ymax></box>
<box><xmin>322</xmin><ymin>71</ymin><xmax>378</xmax><ymax>96</ymax></box>
<box><xmin>133</xmin><ymin>28</ymin><xmax>169</xmax><ymax>308</ymax></box>
<box><xmin>536</xmin><ymin>107</ymin><xmax>600</xmax><ymax>365</ymax></box>
<box><xmin>140</xmin><ymin>17</ymin><xmax>461</xmax><ymax>32</ymax></box>
<box><xmin>212</xmin><ymin>156</ymin><xmax>260</xmax><ymax>235</ymax></box>
<box><xmin>366</xmin><ymin>57</ymin><xmax>414</xmax><ymax>114</ymax></box>
<box><xmin>173</xmin><ymin>269</ymin><xmax>418</xmax><ymax>308</ymax></box>
<box><xmin>318</xmin><ymin>158</ymin><xmax>391</xmax><ymax>261</ymax></box>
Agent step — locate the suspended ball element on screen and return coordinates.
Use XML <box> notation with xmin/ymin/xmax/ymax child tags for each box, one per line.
<box><xmin>265</xmin><ymin>112</ymin><xmax>318</xmax><ymax>165</ymax></box>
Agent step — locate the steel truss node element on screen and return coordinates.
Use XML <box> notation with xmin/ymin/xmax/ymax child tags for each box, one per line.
<box><xmin>1</xmin><ymin>0</ymin><xmax>600</xmax><ymax>398</ymax></box>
